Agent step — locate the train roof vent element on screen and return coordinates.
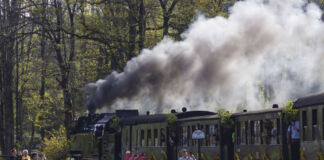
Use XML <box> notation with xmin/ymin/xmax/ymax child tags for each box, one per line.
<box><xmin>272</xmin><ymin>104</ymin><xmax>279</xmax><ymax>108</ymax></box>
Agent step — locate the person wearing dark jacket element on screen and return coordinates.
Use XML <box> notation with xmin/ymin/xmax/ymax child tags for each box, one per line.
<box><xmin>31</xmin><ymin>153</ymin><xmax>38</xmax><ymax>160</ymax></box>
<box><xmin>9</xmin><ymin>149</ymin><xmax>21</xmax><ymax>160</ymax></box>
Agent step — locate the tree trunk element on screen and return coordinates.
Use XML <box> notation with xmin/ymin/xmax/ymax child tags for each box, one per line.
<box><xmin>39</xmin><ymin>14</ymin><xmax>47</xmax><ymax>140</ymax></box>
<box><xmin>0</xmin><ymin>65</ymin><xmax>4</xmax><ymax>153</ymax></box>
<box><xmin>138</xmin><ymin>0</ymin><xmax>146</xmax><ymax>52</ymax></box>
<box><xmin>15</xmin><ymin>35</ymin><xmax>21</xmax><ymax>143</ymax></box>
<box><xmin>162</xmin><ymin>13</ymin><xmax>169</xmax><ymax>36</ymax></box>
<box><xmin>1</xmin><ymin>40</ymin><xmax>15</xmax><ymax>156</ymax></box>
<box><xmin>65</xmin><ymin>0</ymin><xmax>77</xmax><ymax>138</ymax></box>
<box><xmin>63</xmin><ymin>82</ymin><xmax>73</xmax><ymax>138</ymax></box>
<box><xmin>29</xmin><ymin>120</ymin><xmax>35</xmax><ymax>148</ymax></box>
<box><xmin>51</xmin><ymin>0</ymin><xmax>72</xmax><ymax>139</ymax></box>
<box><xmin>127</xmin><ymin>0</ymin><xmax>137</xmax><ymax>59</ymax></box>
<box><xmin>159</xmin><ymin>0</ymin><xmax>179</xmax><ymax>37</ymax></box>
<box><xmin>0</xmin><ymin>6</ymin><xmax>17</xmax><ymax>153</ymax></box>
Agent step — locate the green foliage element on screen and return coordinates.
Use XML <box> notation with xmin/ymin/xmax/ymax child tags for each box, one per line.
<box><xmin>194</xmin><ymin>0</ymin><xmax>232</xmax><ymax>18</ymax></box>
<box><xmin>166</xmin><ymin>113</ymin><xmax>178</xmax><ymax>131</ymax></box>
<box><xmin>217</xmin><ymin>109</ymin><xmax>234</xmax><ymax>128</ymax></box>
<box><xmin>42</xmin><ymin>126</ymin><xmax>70</xmax><ymax>160</ymax></box>
<box><xmin>109</xmin><ymin>117</ymin><xmax>120</xmax><ymax>132</ymax></box>
<box><xmin>166</xmin><ymin>113</ymin><xmax>177</xmax><ymax>125</ymax></box>
<box><xmin>282</xmin><ymin>101</ymin><xmax>298</xmax><ymax>124</ymax></box>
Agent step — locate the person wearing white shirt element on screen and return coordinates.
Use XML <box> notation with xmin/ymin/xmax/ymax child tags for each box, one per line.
<box><xmin>287</xmin><ymin>121</ymin><xmax>300</xmax><ymax>160</ymax></box>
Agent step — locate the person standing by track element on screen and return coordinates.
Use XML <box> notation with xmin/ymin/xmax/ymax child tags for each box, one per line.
<box><xmin>287</xmin><ymin>120</ymin><xmax>300</xmax><ymax>160</ymax></box>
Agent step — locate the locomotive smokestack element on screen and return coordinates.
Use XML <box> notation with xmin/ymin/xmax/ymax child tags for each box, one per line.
<box><xmin>182</xmin><ymin>107</ymin><xmax>187</xmax><ymax>112</ymax></box>
<box><xmin>272</xmin><ymin>104</ymin><xmax>279</xmax><ymax>108</ymax></box>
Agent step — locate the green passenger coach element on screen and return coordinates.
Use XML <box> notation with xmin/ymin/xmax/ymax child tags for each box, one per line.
<box><xmin>121</xmin><ymin>113</ymin><xmax>169</xmax><ymax>160</ymax></box>
<box><xmin>176</xmin><ymin>114</ymin><xmax>228</xmax><ymax>160</ymax></box>
<box><xmin>293</xmin><ymin>92</ymin><xmax>324</xmax><ymax>159</ymax></box>
<box><xmin>233</xmin><ymin>107</ymin><xmax>285</xmax><ymax>160</ymax></box>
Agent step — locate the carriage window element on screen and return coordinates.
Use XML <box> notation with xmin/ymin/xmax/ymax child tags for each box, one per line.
<box><xmin>205</xmin><ymin>125</ymin><xmax>209</xmax><ymax>146</ymax></box>
<box><xmin>277</xmin><ymin>118</ymin><xmax>280</xmax><ymax>144</ymax></box>
<box><xmin>154</xmin><ymin>129</ymin><xmax>158</xmax><ymax>146</ymax></box>
<box><xmin>312</xmin><ymin>109</ymin><xmax>317</xmax><ymax>141</ymax></box>
<box><xmin>236</xmin><ymin>122</ymin><xmax>241</xmax><ymax>145</ymax></box>
<box><xmin>182</xmin><ymin>126</ymin><xmax>188</xmax><ymax>146</ymax></box>
<box><xmin>178</xmin><ymin>127</ymin><xmax>183</xmax><ymax>146</ymax></box>
<box><xmin>192</xmin><ymin>125</ymin><xmax>196</xmax><ymax>146</ymax></box>
<box><xmin>200</xmin><ymin>125</ymin><xmax>204</xmax><ymax>146</ymax></box>
<box><xmin>245</xmin><ymin>121</ymin><xmax>248</xmax><ymax>144</ymax></box>
<box><xmin>209</xmin><ymin>125</ymin><xmax>216</xmax><ymax>146</ymax></box>
<box><xmin>264</xmin><ymin>119</ymin><xmax>273</xmax><ymax>144</ymax></box>
<box><xmin>141</xmin><ymin>130</ymin><xmax>145</xmax><ymax>146</ymax></box>
<box><xmin>187</xmin><ymin>126</ymin><xmax>190</xmax><ymax>146</ymax></box>
<box><xmin>137</xmin><ymin>129</ymin><xmax>140</xmax><ymax>146</ymax></box>
<box><xmin>250</xmin><ymin>121</ymin><xmax>255</xmax><ymax>144</ymax></box>
<box><xmin>241</xmin><ymin>121</ymin><xmax>247</xmax><ymax>144</ymax></box>
<box><xmin>254</xmin><ymin>121</ymin><xmax>261</xmax><ymax>144</ymax></box>
<box><xmin>126</xmin><ymin>129</ymin><xmax>129</xmax><ymax>146</ymax></box>
<box><xmin>260</xmin><ymin>120</ymin><xmax>263</xmax><ymax>144</ymax></box>
<box><xmin>271</xmin><ymin>119</ymin><xmax>278</xmax><ymax>144</ymax></box>
<box><xmin>215</xmin><ymin>124</ymin><xmax>220</xmax><ymax>145</ymax></box>
<box><xmin>147</xmin><ymin>129</ymin><xmax>151</xmax><ymax>146</ymax></box>
<box><xmin>302</xmin><ymin>110</ymin><xmax>307</xmax><ymax>141</ymax></box>
<box><xmin>241</xmin><ymin>122</ymin><xmax>245</xmax><ymax>144</ymax></box>
<box><xmin>160</xmin><ymin>128</ymin><xmax>166</xmax><ymax>146</ymax></box>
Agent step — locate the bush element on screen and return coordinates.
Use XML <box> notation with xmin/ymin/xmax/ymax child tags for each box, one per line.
<box><xmin>42</xmin><ymin>126</ymin><xmax>70</xmax><ymax>160</ymax></box>
<box><xmin>166</xmin><ymin>113</ymin><xmax>178</xmax><ymax>131</ymax></box>
<box><xmin>109</xmin><ymin>117</ymin><xmax>120</xmax><ymax>132</ymax></box>
<box><xmin>282</xmin><ymin>101</ymin><xmax>298</xmax><ymax>124</ymax></box>
<box><xmin>217</xmin><ymin>109</ymin><xmax>234</xmax><ymax>128</ymax></box>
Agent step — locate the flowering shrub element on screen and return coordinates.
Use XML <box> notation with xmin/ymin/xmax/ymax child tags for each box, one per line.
<box><xmin>42</xmin><ymin>126</ymin><xmax>70</xmax><ymax>160</ymax></box>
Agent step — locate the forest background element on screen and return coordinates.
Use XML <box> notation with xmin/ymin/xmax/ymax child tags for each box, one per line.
<box><xmin>0</xmin><ymin>0</ymin><xmax>323</xmax><ymax>158</ymax></box>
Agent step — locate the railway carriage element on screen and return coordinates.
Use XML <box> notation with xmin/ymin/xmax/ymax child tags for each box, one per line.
<box><xmin>120</xmin><ymin>110</ymin><xmax>216</xmax><ymax>160</ymax></box>
<box><xmin>293</xmin><ymin>92</ymin><xmax>324</xmax><ymax>159</ymax></box>
<box><xmin>121</xmin><ymin>113</ymin><xmax>169</xmax><ymax>160</ymax></box>
<box><xmin>233</xmin><ymin>107</ymin><xmax>286</xmax><ymax>160</ymax></box>
<box><xmin>176</xmin><ymin>114</ymin><xmax>234</xmax><ymax>160</ymax></box>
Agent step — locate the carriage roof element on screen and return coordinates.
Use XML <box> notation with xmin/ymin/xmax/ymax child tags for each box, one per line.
<box><xmin>293</xmin><ymin>92</ymin><xmax>324</xmax><ymax>109</ymax></box>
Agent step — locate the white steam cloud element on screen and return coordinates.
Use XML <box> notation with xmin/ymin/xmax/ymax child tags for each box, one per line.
<box><xmin>86</xmin><ymin>0</ymin><xmax>324</xmax><ymax>113</ymax></box>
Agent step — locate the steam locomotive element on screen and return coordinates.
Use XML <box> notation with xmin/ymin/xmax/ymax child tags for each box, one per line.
<box><xmin>70</xmin><ymin>92</ymin><xmax>324</xmax><ymax>160</ymax></box>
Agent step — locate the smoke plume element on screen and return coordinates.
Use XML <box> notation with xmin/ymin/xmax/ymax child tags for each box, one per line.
<box><xmin>86</xmin><ymin>0</ymin><xmax>324</xmax><ymax>113</ymax></box>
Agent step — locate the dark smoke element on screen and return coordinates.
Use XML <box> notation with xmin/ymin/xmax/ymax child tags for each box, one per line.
<box><xmin>86</xmin><ymin>0</ymin><xmax>324</xmax><ymax>113</ymax></box>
